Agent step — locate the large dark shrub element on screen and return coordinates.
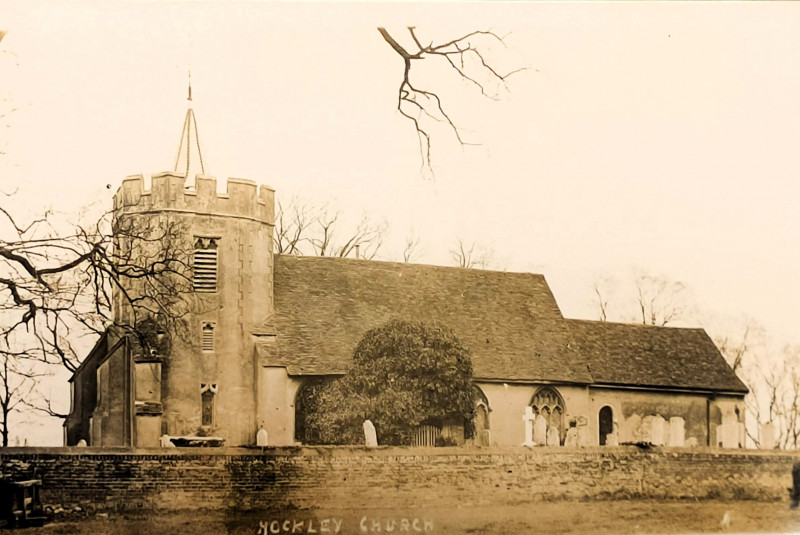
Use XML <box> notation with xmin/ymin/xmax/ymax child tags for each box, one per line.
<box><xmin>298</xmin><ymin>320</ymin><xmax>474</xmax><ymax>445</ymax></box>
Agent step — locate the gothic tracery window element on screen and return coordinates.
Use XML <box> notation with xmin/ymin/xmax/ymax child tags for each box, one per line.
<box><xmin>530</xmin><ymin>387</ymin><xmax>566</xmax><ymax>445</ymax></box>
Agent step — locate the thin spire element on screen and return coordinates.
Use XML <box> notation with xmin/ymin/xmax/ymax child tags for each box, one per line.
<box><xmin>173</xmin><ymin>70</ymin><xmax>205</xmax><ymax>185</ymax></box>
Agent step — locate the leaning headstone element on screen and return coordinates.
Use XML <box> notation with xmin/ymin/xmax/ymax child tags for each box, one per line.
<box><xmin>363</xmin><ymin>420</ymin><xmax>378</xmax><ymax>447</ymax></box>
<box><xmin>533</xmin><ymin>414</ymin><xmax>548</xmax><ymax>446</ymax></box>
<box><xmin>546</xmin><ymin>425</ymin><xmax>560</xmax><ymax>446</ymax></box>
<box><xmin>651</xmin><ymin>415</ymin><xmax>666</xmax><ymax>446</ymax></box>
<box><xmin>669</xmin><ymin>417</ymin><xmax>685</xmax><ymax>447</ymax></box>
<box><xmin>76</xmin><ymin>439</ymin><xmax>87</xmax><ymax>448</ymax></box>
<box><xmin>761</xmin><ymin>422</ymin><xmax>776</xmax><ymax>450</ymax></box>
<box><xmin>522</xmin><ymin>407</ymin><xmax>536</xmax><ymax>446</ymax></box>
<box><xmin>256</xmin><ymin>428</ymin><xmax>269</xmax><ymax>447</ymax></box>
<box><xmin>565</xmin><ymin>426</ymin><xmax>578</xmax><ymax>447</ymax></box>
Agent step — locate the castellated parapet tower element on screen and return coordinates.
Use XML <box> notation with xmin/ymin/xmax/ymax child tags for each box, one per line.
<box><xmin>112</xmin><ymin>172</ymin><xmax>275</xmax><ymax>446</ymax></box>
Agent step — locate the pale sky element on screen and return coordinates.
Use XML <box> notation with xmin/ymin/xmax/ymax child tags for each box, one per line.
<box><xmin>1</xmin><ymin>1</ymin><xmax>799</xmax><ymax>444</ymax></box>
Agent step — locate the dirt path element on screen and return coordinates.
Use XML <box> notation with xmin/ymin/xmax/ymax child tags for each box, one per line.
<box><xmin>27</xmin><ymin>501</ymin><xmax>800</xmax><ymax>534</ymax></box>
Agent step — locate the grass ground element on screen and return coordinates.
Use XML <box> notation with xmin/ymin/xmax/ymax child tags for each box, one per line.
<box><xmin>21</xmin><ymin>500</ymin><xmax>800</xmax><ymax>535</ymax></box>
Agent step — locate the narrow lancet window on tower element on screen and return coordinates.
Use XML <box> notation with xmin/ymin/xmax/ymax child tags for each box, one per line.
<box><xmin>200</xmin><ymin>384</ymin><xmax>217</xmax><ymax>427</ymax></box>
<box><xmin>193</xmin><ymin>237</ymin><xmax>219</xmax><ymax>292</ymax></box>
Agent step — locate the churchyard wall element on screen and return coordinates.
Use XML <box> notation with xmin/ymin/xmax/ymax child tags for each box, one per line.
<box><xmin>0</xmin><ymin>446</ymin><xmax>795</xmax><ymax>513</ymax></box>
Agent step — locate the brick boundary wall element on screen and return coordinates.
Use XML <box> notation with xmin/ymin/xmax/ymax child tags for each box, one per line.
<box><xmin>0</xmin><ymin>447</ymin><xmax>797</xmax><ymax>512</ymax></box>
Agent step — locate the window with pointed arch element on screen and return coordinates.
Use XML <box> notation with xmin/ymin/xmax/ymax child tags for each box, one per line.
<box><xmin>472</xmin><ymin>386</ymin><xmax>491</xmax><ymax>447</ymax></box>
<box><xmin>530</xmin><ymin>386</ymin><xmax>566</xmax><ymax>446</ymax></box>
<box><xmin>200</xmin><ymin>383</ymin><xmax>217</xmax><ymax>427</ymax></box>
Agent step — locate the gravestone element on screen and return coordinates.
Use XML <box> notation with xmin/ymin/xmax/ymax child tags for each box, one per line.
<box><xmin>363</xmin><ymin>420</ymin><xmax>378</xmax><ymax>447</ymax></box>
<box><xmin>641</xmin><ymin>416</ymin><xmax>655</xmax><ymax>444</ymax></box>
<box><xmin>575</xmin><ymin>416</ymin><xmax>590</xmax><ymax>447</ymax></box>
<box><xmin>256</xmin><ymin>428</ymin><xmax>269</xmax><ymax>447</ymax></box>
<box><xmin>533</xmin><ymin>414</ymin><xmax>548</xmax><ymax>446</ymax></box>
<box><xmin>717</xmin><ymin>422</ymin><xmax>739</xmax><ymax>448</ymax></box>
<box><xmin>651</xmin><ymin>415</ymin><xmax>666</xmax><ymax>446</ymax></box>
<box><xmin>565</xmin><ymin>426</ymin><xmax>578</xmax><ymax>447</ymax></box>
<box><xmin>627</xmin><ymin>414</ymin><xmax>643</xmax><ymax>442</ymax></box>
<box><xmin>761</xmin><ymin>422</ymin><xmax>776</xmax><ymax>450</ymax></box>
<box><xmin>546</xmin><ymin>425</ymin><xmax>560</xmax><ymax>446</ymax></box>
<box><xmin>522</xmin><ymin>407</ymin><xmax>536</xmax><ymax>446</ymax></box>
<box><xmin>606</xmin><ymin>430</ymin><xmax>619</xmax><ymax>446</ymax></box>
<box><xmin>669</xmin><ymin>417</ymin><xmax>685</xmax><ymax>447</ymax></box>
<box><xmin>76</xmin><ymin>439</ymin><xmax>87</xmax><ymax>447</ymax></box>
<box><xmin>159</xmin><ymin>434</ymin><xmax>175</xmax><ymax>448</ymax></box>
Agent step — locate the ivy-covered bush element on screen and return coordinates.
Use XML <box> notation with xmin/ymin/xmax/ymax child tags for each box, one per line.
<box><xmin>296</xmin><ymin>320</ymin><xmax>474</xmax><ymax>446</ymax></box>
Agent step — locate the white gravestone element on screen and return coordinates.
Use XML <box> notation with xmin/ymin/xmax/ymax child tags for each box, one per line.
<box><xmin>669</xmin><ymin>417</ymin><xmax>685</xmax><ymax>447</ymax></box>
<box><xmin>76</xmin><ymin>439</ymin><xmax>87</xmax><ymax>447</ymax></box>
<box><xmin>651</xmin><ymin>415</ymin><xmax>666</xmax><ymax>446</ymax></box>
<box><xmin>363</xmin><ymin>420</ymin><xmax>378</xmax><ymax>447</ymax></box>
<box><xmin>159</xmin><ymin>434</ymin><xmax>175</xmax><ymax>448</ymax></box>
<box><xmin>522</xmin><ymin>407</ymin><xmax>536</xmax><ymax>446</ymax></box>
<box><xmin>565</xmin><ymin>427</ymin><xmax>578</xmax><ymax>447</ymax></box>
<box><xmin>575</xmin><ymin>416</ymin><xmax>590</xmax><ymax>447</ymax></box>
<box><xmin>547</xmin><ymin>425</ymin><xmax>560</xmax><ymax>446</ymax></box>
<box><xmin>717</xmin><ymin>423</ymin><xmax>739</xmax><ymax>448</ymax></box>
<box><xmin>533</xmin><ymin>414</ymin><xmax>548</xmax><ymax>446</ymax></box>
<box><xmin>761</xmin><ymin>422</ymin><xmax>776</xmax><ymax>450</ymax></box>
<box><xmin>256</xmin><ymin>428</ymin><xmax>269</xmax><ymax>447</ymax></box>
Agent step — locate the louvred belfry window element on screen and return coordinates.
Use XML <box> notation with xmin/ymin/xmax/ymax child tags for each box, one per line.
<box><xmin>193</xmin><ymin>237</ymin><xmax>219</xmax><ymax>292</ymax></box>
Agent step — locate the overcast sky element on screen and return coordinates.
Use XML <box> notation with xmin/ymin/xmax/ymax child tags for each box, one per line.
<box><xmin>2</xmin><ymin>2</ymin><xmax>799</xmax><ymax>444</ymax></box>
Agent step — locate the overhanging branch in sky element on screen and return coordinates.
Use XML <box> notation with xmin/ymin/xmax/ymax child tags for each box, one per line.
<box><xmin>378</xmin><ymin>26</ymin><xmax>524</xmax><ymax>177</ymax></box>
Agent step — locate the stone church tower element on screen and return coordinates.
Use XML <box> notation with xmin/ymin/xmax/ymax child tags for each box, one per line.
<box><xmin>109</xmin><ymin>91</ymin><xmax>275</xmax><ymax>447</ymax></box>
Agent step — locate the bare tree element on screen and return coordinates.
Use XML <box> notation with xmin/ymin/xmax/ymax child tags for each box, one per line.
<box><xmin>274</xmin><ymin>197</ymin><xmax>314</xmax><ymax>255</ymax></box>
<box><xmin>378</xmin><ymin>27</ymin><xmax>523</xmax><ymax>175</ymax></box>
<box><xmin>634</xmin><ymin>273</ymin><xmax>686</xmax><ymax>327</ymax></box>
<box><xmin>593</xmin><ymin>276</ymin><xmax>615</xmax><ymax>322</ymax></box>
<box><xmin>1</xmin><ymin>198</ymin><xmax>193</xmax><ymax>373</ymax></box>
<box><xmin>402</xmin><ymin>230</ymin><xmax>421</xmax><ymax>263</ymax></box>
<box><xmin>274</xmin><ymin>198</ymin><xmax>387</xmax><ymax>260</ymax></box>
<box><xmin>450</xmin><ymin>237</ymin><xmax>493</xmax><ymax>269</ymax></box>
<box><xmin>591</xmin><ymin>271</ymin><xmax>689</xmax><ymax>327</ymax></box>
<box><xmin>0</xmin><ymin>346</ymin><xmax>48</xmax><ymax>446</ymax></box>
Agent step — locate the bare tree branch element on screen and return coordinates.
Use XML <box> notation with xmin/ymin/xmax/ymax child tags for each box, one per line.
<box><xmin>379</xmin><ymin>26</ymin><xmax>524</xmax><ymax>176</ymax></box>
<box><xmin>450</xmin><ymin>237</ymin><xmax>493</xmax><ymax>270</ymax></box>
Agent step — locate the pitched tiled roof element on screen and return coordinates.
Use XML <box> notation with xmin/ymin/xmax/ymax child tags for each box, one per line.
<box><xmin>268</xmin><ymin>255</ymin><xmax>591</xmax><ymax>382</ymax></box>
<box><xmin>265</xmin><ymin>255</ymin><xmax>747</xmax><ymax>394</ymax></box>
<box><xmin>564</xmin><ymin>319</ymin><xmax>748</xmax><ymax>393</ymax></box>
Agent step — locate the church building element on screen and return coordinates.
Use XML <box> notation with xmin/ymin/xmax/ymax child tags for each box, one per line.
<box><xmin>64</xmin><ymin>97</ymin><xmax>748</xmax><ymax>450</ymax></box>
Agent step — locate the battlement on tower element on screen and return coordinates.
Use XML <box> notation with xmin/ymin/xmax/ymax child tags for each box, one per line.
<box><xmin>113</xmin><ymin>172</ymin><xmax>274</xmax><ymax>224</ymax></box>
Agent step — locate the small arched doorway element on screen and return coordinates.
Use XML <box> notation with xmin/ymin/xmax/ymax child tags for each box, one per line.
<box><xmin>599</xmin><ymin>406</ymin><xmax>614</xmax><ymax>446</ymax></box>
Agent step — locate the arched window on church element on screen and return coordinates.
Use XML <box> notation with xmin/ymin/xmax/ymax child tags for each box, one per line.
<box><xmin>200</xmin><ymin>383</ymin><xmax>217</xmax><ymax>427</ymax></box>
<box><xmin>472</xmin><ymin>386</ymin><xmax>491</xmax><ymax>447</ymax></box>
<box><xmin>530</xmin><ymin>387</ymin><xmax>566</xmax><ymax>446</ymax></box>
